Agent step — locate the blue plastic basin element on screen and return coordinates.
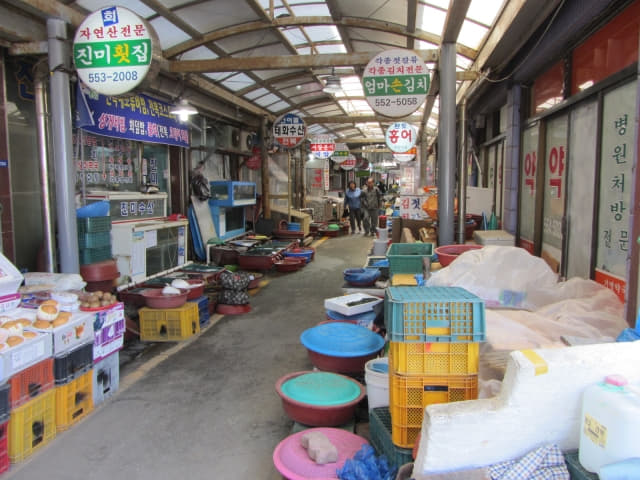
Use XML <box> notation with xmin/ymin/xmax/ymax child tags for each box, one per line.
<box><xmin>281</xmin><ymin>372</ymin><xmax>361</xmax><ymax>406</ymax></box>
<box><xmin>300</xmin><ymin>322</ymin><xmax>385</xmax><ymax>358</ymax></box>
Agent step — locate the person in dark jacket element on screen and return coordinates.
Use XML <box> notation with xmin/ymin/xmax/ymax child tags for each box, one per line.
<box><xmin>344</xmin><ymin>181</ymin><xmax>363</xmax><ymax>234</ymax></box>
<box><xmin>361</xmin><ymin>177</ymin><xmax>382</xmax><ymax>236</ymax></box>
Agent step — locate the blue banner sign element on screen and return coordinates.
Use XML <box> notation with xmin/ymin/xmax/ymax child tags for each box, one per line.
<box><xmin>76</xmin><ymin>84</ymin><xmax>190</xmax><ymax>147</ymax></box>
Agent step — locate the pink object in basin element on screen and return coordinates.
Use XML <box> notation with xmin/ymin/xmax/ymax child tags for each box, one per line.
<box><xmin>273</xmin><ymin>427</ymin><xmax>368</xmax><ymax>480</ymax></box>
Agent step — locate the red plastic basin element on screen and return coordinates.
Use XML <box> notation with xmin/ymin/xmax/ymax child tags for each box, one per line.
<box><xmin>307</xmin><ymin>349</ymin><xmax>382</xmax><ymax>374</ymax></box>
<box><xmin>142</xmin><ymin>289</ymin><xmax>188</xmax><ymax>309</ymax></box>
<box><xmin>435</xmin><ymin>244</ymin><xmax>483</xmax><ymax>267</ymax></box>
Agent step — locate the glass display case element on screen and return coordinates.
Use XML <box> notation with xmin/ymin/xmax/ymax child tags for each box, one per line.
<box><xmin>210</xmin><ymin>181</ymin><xmax>256</xmax><ymax>206</ymax></box>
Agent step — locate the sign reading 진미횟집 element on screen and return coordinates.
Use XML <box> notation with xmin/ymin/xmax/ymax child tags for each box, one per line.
<box><xmin>363</xmin><ymin>49</ymin><xmax>430</xmax><ymax>117</ymax></box>
<box><xmin>73</xmin><ymin>6</ymin><xmax>159</xmax><ymax>96</ymax></box>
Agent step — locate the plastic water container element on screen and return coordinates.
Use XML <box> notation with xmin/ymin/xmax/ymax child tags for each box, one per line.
<box><xmin>579</xmin><ymin>375</ymin><xmax>640</xmax><ymax>473</ymax></box>
<box><xmin>372</xmin><ymin>239</ymin><xmax>387</xmax><ymax>256</ymax></box>
<box><xmin>365</xmin><ymin>357</ymin><xmax>389</xmax><ymax>411</ymax></box>
<box><xmin>377</xmin><ymin>227</ymin><xmax>388</xmax><ymax>241</ymax></box>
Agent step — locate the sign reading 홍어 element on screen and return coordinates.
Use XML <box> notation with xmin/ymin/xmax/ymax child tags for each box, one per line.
<box><xmin>386</xmin><ymin>122</ymin><xmax>417</xmax><ymax>153</ymax></box>
<box><xmin>73</xmin><ymin>6</ymin><xmax>158</xmax><ymax>96</ymax></box>
<box><xmin>273</xmin><ymin>113</ymin><xmax>306</xmax><ymax>148</ymax></box>
<box><xmin>362</xmin><ymin>48</ymin><xmax>430</xmax><ymax>117</ymax></box>
<box><xmin>311</xmin><ymin>135</ymin><xmax>336</xmax><ymax>159</ymax></box>
<box><xmin>331</xmin><ymin>143</ymin><xmax>350</xmax><ymax>164</ymax></box>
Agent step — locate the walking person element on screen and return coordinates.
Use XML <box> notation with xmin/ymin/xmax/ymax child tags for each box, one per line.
<box><xmin>361</xmin><ymin>177</ymin><xmax>382</xmax><ymax>236</ymax></box>
<box><xmin>344</xmin><ymin>181</ymin><xmax>363</xmax><ymax>234</ymax></box>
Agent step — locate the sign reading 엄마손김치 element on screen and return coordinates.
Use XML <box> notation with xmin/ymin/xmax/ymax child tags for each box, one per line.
<box><xmin>311</xmin><ymin>135</ymin><xmax>336</xmax><ymax>159</ymax></box>
<box><xmin>273</xmin><ymin>113</ymin><xmax>306</xmax><ymax>148</ymax></box>
<box><xmin>385</xmin><ymin>122</ymin><xmax>417</xmax><ymax>153</ymax></box>
<box><xmin>73</xmin><ymin>6</ymin><xmax>158</xmax><ymax>96</ymax></box>
<box><xmin>76</xmin><ymin>85</ymin><xmax>190</xmax><ymax>147</ymax></box>
<box><xmin>363</xmin><ymin>49</ymin><xmax>430</xmax><ymax>117</ymax></box>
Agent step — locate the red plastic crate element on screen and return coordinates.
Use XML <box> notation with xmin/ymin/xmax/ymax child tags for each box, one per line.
<box><xmin>0</xmin><ymin>420</ymin><xmax>8</xmax><ymax>474</ymax></box>
<box><xmin>8</xmin><ymin>358</ymin><xmax>54</xmax><ymax>409</ymax></box>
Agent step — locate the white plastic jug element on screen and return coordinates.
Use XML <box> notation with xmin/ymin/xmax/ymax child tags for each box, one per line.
<box><xmin>579</xmin><ymin>375</ymin><xmax>640</xmax><ymax>473</ymax></box>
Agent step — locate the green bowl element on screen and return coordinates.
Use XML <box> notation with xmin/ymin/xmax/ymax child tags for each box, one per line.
<box><xmin>224</xmin><ymin>264</ymin><xmax>238</xmax><ymax>272</ymax></box>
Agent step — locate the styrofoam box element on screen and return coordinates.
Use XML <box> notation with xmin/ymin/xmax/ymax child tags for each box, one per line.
<box><xmin>18</xmin><ymin>308</ymin><xmax>95</xmax><ymax>356</ymax></box>
<box><xmin>0</xmin><ymin>330</ymin><xmax>52</xmax><ymax>383</ymax></box>
<box><xmin>324</xmin><ymin>293</ymin><xmax>383</xmax><ymax>316</ymax></box>
<box><xmin>93</xmin><ymin>336</ymin><xmax>123</xmax><ymax>363</ymax></box>
<box><xmin>93</xmin><ymin>303</ymin><xmax>125</xmax><ymax>349</ymax></box>
<box><xmin>0</xmin><ymin>294</ymin><xmax>21</xmax><ymax>314</ymax></box>
<box><xmin>473</xmin><ymin>229</ymin><xmax>515</xmax><ymax>246</ymax></box>
<box><xmin>0</xmin><ymin>253</ymin><xmax>23</xmax><ymax>297</ymax></box>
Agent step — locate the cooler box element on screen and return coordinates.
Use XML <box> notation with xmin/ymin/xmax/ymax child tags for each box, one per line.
<box><xmin>473</xmin><ymin>230</ymin><xmax>514</xmax><ymax>246</ymax></box>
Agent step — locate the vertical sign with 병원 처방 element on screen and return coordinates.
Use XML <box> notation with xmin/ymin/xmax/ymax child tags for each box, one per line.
<box><xmin>324</xmin><ymin>159</ymin><xmax>330</xmax><ymax>190</ymax></box>
<box><xmin>362</xmin><ymin>49</ymin><xmax>430</xmax><ymax>117</ymax></box>
<box><xmin>273</xmin><ymin>113</ymin><xmax>306</xmax><ymax>148</ymax></box>
<box><xmin>311</xmin><ymin>135</ymin><xmax>336</xmax><ymax>159</ymax></box>
<box><xmin>386</xmin><ymin>122</ymin><xmax>417</xmax><ymax>153</ymax></box>
<box><xmin>73</xmin><ymin>6</ymin><xmax>159</xmax><ymax>96</ymax></box>
<box><xmin>595</xmin><ymin>81</ymin><xmax>636</xmax><ymax>302</ymax></box>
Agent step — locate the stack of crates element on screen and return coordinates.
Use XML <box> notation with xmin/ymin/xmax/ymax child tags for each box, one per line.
<box><xmin>189</xmin><ymin>296</ymin><xmax>210</xmax><ymax>328</ymax></box>
<box><xmin>6</xmin><ymin>334</ymin><xmax>55</xmax><ymax>465</ymax></box>
<box><xmin>139</xmin><ymin>302</ymin><xmax>200</xmax><ymax>342</ymax></box>
<box><xmin>92</xmin><ymin>303</ymin><xmax>125</xmax><ymax>407</ymax></box>
<box><xmin>77</xmin><ymin>215</ymin><xmax>112</xmax><ymax>265</ymax></box>
<box><xmin>385</xmin><ymin>243</ymin><xmax>434</xmax><ymax>286</ymax></box>
<box><xmin>384</xmin><ymin>286</ymin><xmax>485</xmax><ymax>449</ymax></box>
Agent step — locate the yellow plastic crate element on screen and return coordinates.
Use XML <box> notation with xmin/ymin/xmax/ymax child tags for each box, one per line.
<box><xmin>388</xmin><ymin>341</ymin><xmax>479</xmax><ymax>376</ymax></box>
<box><xmin>389</xmin><ymin>372</ymin><xmax>478</xmax><ymax>448</ymax></box>
<box><xmin>55</xmin><ymin>370</ymin><xmax>93</xmax><ymax>432</ymax></box>
<box><xmin>9</xmin><ymin>389</ymin><xmax>56</xmax><ymax>463</ymax></box>
<box><xmin>139</xmin><ymin>302</ymin><xmax>200</xmax><ymax>342</ymax></box>
<box><xmin>390</xmin><ymin>274</ymin><xmax>418</xmax><ymax>286</ymax></box>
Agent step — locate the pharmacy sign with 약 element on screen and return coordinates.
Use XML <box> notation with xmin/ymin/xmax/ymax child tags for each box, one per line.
<box><xmin>311</xmin><ymin>135</ymin><xmax>336</xmax><ymax>159</ymax></box>
<box><xmin>273</xmin><ymin>113</ymin><xmax>306</xmax><ymax>148</ymax></box>
<box><xmin>386</xmin><ymin>122</ymin><xmax>417</xmax><ymax>153</ymax></box>
<box><xmin>73</xmin><ymin>6</ymin><xmax>158</xmax><ymax>96</ymax></box>
<box><xmin>363</xmin><ymin>49</ymin><xmax>430</xmax><ymax>117</ymax></box>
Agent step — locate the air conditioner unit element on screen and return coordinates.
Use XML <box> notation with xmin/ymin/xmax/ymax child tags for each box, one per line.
<box><xmin>240</xmin><ymin>130</ymin><xmax>257</xmax><ymax>154</ymax></box>
<box><xmin>214</xmin><ymin>125</ymin><xmax>231</xmax><ymax>149</ymax></box>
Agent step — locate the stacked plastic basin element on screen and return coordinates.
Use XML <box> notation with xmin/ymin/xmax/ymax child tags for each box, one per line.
<box><xmin>92</xmin><ymin>302</ymin><xmax>125</xmax><ymax>407</ymax></box>
<box><xmin>382</xmin><ymin>286</ymin><xmax>486</xmax><ymax>452</ymax></box>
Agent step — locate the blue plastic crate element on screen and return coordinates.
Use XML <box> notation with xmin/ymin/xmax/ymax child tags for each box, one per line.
<box><xmin>385</xmin><ymin>286</ymin><xmax>485</xmax><ymax>343</ymax></box>
<box><xmin>369</xmin><ymin>407</ymin><xmax>413</xmax><ymax>470</ymax></box>
<box><xmin>189</xmin><ymin>296</ymin><xmax>210</xmax><ymax>327</ymax></box>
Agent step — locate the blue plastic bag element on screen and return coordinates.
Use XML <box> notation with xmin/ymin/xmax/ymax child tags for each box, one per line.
<box><xmin>337</xmin><ymin>445</ymin><xmax>397</xmax><ymax>480</ymax></box>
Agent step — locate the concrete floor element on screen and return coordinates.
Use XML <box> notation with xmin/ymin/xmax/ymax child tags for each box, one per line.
<box><xmin>6</xmin><ymin>233</ymin><xmax>374</xmax><ymax>480</ymax></box>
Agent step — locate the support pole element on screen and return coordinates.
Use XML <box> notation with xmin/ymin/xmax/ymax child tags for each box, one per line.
<box><xmin>47</xmin><ymin>18</ymin><xmax>79</xmax><ymax>273</ymax></box>
<box><xmin>456</xmin><ymin>99</ymin><xmax>468</xmax><ymax>244</ymax></box>
<box><xmin>35</xmin><ymin>78</ymin><xmax>56</xmax><ymax>272</ymax></box>
<box><xmin>437</xmin><ymin>42</ymin><xmax>457</xmax><ymax>246</ymax></box>
<box><xmin>261</xmin><ymin>116</ymin><xmax>271</xmax><ymax>218</ymax></box>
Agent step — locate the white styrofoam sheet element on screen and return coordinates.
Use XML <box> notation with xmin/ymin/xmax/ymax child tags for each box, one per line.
<box><xmin>0</xmin><ymin>330</ymin><xmax>52</xmax><ymax>383</ymax></box>
<box><xmin>324</xmin><ymin>293</ymin><xmax>383</xmax><ymax>316</ymax></box>
<box><xmin>473</xmin><ymin>230</ymin><xmax>515</xmax><ymax>246</ymax></box>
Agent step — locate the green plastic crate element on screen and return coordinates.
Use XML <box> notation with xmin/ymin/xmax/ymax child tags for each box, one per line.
<box><xmin>77</xmin><ymin>231</ymin><xmax>111</xmax><ymax>249</ymax></box>
<box><xmin>78</xmin><ymin>245</ymin><xmax>112</xmax><ymax>265</ymax></box>
<box><xmin>385</xmin><ymin>286</ymin><xmax>486</xmax><ymax>342</ymax></box>
<box><xmin>386</xmin><ymin>243</ymin><xmax>434</xmax><ymax>275</ymax></box>
<box><xmin>77</xmin><ymin>216</ymin><xmax>111</xmax><ymax>234</ymax></box>
<box><xmin>369</xmin><ymin>407</ymin><xmax>413</xmax><ymax>469</ymax></box>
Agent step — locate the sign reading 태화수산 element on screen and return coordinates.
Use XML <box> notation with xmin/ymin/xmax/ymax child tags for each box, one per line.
<box><xmin>273</xmin><ymin>113</ymin><xmax>306</xmax><ymax>148</ymax></box>
<box><xmin>362</xmin><ymin>49</ymin><xmax>429</xmax><ymax>117</ymax></box>
<box><xmin>76</xmin><ymin>85</ymin><xmax>190</xmax><ymax>147</ymax></box>
<box><xmin>73</xmin><ymin>6</ymin><xmax>158</xmax><ymax>96</ymax></box>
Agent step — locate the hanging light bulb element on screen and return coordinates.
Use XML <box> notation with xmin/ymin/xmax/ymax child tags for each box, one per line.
<box><xmin>170</xmin><ymin>98</ymin><xmax>198</xmax><ymax>121</ymax></box>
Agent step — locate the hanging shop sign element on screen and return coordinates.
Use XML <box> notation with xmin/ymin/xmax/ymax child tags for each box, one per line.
<box><xmin>73</xmin><ymin>6</ymin><xmax>159</xmax><ymax>96</ymax></box>
<box><xmin>362</xmin><ymin>48</ymin><xmax>430</xmax><ymax>117</ymax></box>
<box><xmin>331</xmin><ymin>143</ymin><xmax>350</xmax><ymax>164</ymax></box>
<box><xmin>311</xmin><ymin>135</ymin><xmax>336</xmax><ymax>159</ymax></box>
<box><xmin>385</xmin><ymin>122</ymin><xmax>417</xmax><ymax>153</ymax></box>
<box><xmin>273</xmin><ymin>113</ymin><xmax>306</xmax><ymax>148</ymax></box>
<box><xmin>393</xmin><ymin>146</ymin><xmax>417</xmax><ymax>163</ymax></box>
<box><xmin>76</xmin><ymin>84</ymin><xmax>190</xmax><ymax>147</ymax></box>
<box><xmin>340</xmin><ymin>155</ymin><xmax>356</xmax><ymax>170</ymax></box>
<box><xmin>324</xmin><ymin>159</ymin><xmax>330</xmax><ymax>190</ymax></box>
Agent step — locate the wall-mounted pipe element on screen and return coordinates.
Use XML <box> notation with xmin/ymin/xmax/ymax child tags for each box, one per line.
<box><xmin>456</xmin><ymin>99</ymin><xmax>468</xmax><ymax>244</ymax></box>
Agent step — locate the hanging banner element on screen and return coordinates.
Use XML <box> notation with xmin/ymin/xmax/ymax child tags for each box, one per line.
<box><xmin>311</xmin><ymin>135</ymin><xmax>336</xmax><ymax>159</ymax></box>
<box><xmin>393</xmin><ymin>146</ymin><xmax>417</xmax><ymax>163</ymax></box>
<box><xmin>362</xmin><ymin>48</ymin><xmax>430</xmax><ymax>117</ymax></box>
<box><xmin>76</xmin><ymin>84</ymin><xmax>189</xmax><ymax>147</ymax></box>
<box><xmin>385</xmin><ymin>122</ymin><xmax>417</xmax><ymax>153</ymax></box>
<box><xmin>324</xmin><ymin>159</ymin><xmax>330</xmax><ymax>190</ymax></box>
<box><xmin>331</xmin><ymin>143</ymin><xmax>350</xmax><ymax>164</ymax></box>
<box><xmin>73</xmin><ymin>6</ymin><xmax>159</xmax><ymax>96</ymax></box>
<box><xmin>340</xmin><ymin>155</ymin><xmax>356</xmax><ymax>170</ymax></box>
<box><xmin>273</xmin><ymin>113</ymin><xmax>306</xmax><ymax>148</ymax></box>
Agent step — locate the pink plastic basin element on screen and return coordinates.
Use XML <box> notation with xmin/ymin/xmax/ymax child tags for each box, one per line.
<box><xmin>434</xmin><ymin>244</ymin><xmax>483</xmax><ymax>267</ymax></box>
